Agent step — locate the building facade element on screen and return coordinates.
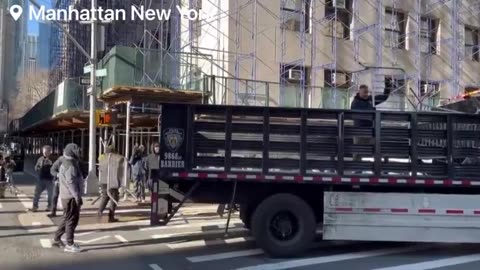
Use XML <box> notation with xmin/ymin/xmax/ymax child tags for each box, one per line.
<box><xmin>49</xmin><ymin>0</ymin><xmax>159</xmax><ymax>89</ymax></box>
<box><xmin>24</xmin><ymin>35</ymin><xmax>38</xmax><ymax>74</ymax></box>
<box><xmin>37</xmin><ymin>21</ymin><xmax>52</xmax><ymax>70</ymax></box>
<box><xmin>0</xmin><ymin>0</ymin><xmax>27</xmax><ymax>131</ymax></box>
<box><xmin>49</xmin><ymin>0</ymin><xmax>90</xmax><ymax>89</ymax></box>
<box><xmin>183</xmin><ymin>0</ymin><xmax>480</xmax><ymax>111</ymax></box>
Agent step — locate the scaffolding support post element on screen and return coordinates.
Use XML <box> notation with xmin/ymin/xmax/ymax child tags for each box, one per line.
<box><xmin>124</xmin><ymin>100</ymin><xmax>132</xmax><ymax>193</ymax></box>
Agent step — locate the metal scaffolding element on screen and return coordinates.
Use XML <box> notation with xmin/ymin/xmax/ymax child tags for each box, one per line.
<box><xmin>50</xmin><ymin>0</ymin><xmax>480</xmax><ymax>112</ymax></box>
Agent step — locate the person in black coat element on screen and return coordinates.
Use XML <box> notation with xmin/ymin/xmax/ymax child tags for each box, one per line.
<box><xmin>350</xmin><ymin>84</ymin><xmax>391</xmax><ymax>127</ymax></box>
<box><xmin>350</xmin><ymin>85</ymin><xmax>391</xmax><ymax>165</ymax></box>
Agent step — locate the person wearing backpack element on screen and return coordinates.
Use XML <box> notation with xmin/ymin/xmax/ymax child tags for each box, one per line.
<box><xmin>31</xmin><ymin>145</ymin><xmax>54</xmax><ymax>212</ymax></box>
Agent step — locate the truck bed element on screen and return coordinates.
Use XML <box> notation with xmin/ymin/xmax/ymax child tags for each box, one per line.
<box><xmin>159</xmin><ymin>104</ymin><xmax>480</xmax><ymax>187</ymax></box>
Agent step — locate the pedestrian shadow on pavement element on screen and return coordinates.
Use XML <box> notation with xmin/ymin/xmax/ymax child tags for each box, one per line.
<box><xmin>0</xmin><ymin>222</ymin><xmax>161</xmax><ymax>239</ymax></box>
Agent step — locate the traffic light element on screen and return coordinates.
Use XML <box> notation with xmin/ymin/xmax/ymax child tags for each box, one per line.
<box><xmin>96</xmin><ymin>110</ymin><xmax>117</xmax><ymax>126</ymax></box>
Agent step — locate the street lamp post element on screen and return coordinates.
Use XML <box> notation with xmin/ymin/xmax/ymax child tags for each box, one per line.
<box><xmin>86</xmin><ymin>0</ymin><xmax>98</xmax><ymax>194</ymax></box>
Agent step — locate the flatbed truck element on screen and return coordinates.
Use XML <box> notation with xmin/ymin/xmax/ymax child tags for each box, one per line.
<box><xmin>152</xmin><ymin>103</ymin><xmax>480</xmax><ymax>257</ymax></box>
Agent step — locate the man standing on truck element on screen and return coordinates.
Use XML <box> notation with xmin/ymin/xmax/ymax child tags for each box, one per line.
<box><xmin>351</xmin><ymin>84</ymin><xmax>391</xmax><ymax>120</ymax></box>
<box><xmin>350</xmin><ymin>85</ymin><xmax>391</xmax><ymax>164</ymax></box>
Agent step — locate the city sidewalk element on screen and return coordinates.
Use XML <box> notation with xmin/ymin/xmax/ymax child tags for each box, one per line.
<box><xmin>12</xmin><ymin>172</ymin><xmax>152</xmax><ymax>229</ymax></box>
<box><xmin>11</xmin><ymin>171</ymin><xmax>232</xmax><ymax>233</ymax></box>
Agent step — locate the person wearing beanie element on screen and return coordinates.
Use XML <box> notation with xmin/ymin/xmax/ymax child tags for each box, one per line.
<box><xmin>52</xmin><ymin>143</ymin><xmax>83</xmax><ymax>253</ymax></box>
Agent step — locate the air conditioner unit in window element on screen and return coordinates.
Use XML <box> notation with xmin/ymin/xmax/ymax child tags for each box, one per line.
<box><xmin>283</xmin><ymin>19</ymin><xmax>301</xmax><ymax>32</ymax></box>
<box><xmin>333</xmin><ymin>0</ymin><xmax>346</xmax><ymax>9</ymax></box>
<box><xmin>331</xmin><ymin>72</ymin><xmax>347</xmax><ymax>85</ymax></box>
<box><xmin>288</xmin><ymin>68</ymin><xmax>303</xmax><ymax>81</ymax></box>
<box><xmin>190</xmin><ymin>67</ymin><xmax>202</xmax><ymax>79</ymax></box>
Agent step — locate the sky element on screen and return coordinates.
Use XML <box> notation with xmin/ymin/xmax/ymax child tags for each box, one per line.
<box><xmin>27</xmin><ymin>0</ymin><xmax>52</xmax><ymax>35</ymax></box>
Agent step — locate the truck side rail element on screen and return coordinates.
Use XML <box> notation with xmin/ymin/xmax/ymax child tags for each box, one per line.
<box><xmin>159</xmin><ymin>103</ymin><xmax>480</xmax><ymax>182</ymax></box>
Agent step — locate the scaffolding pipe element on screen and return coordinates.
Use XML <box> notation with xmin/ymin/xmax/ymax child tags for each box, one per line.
<box><xmin>124</xmin><ymin>101</ymin><xmax>132</xmax><ymax>189</ymax></box>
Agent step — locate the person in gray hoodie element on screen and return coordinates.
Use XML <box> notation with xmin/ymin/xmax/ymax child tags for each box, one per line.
<box><xmin>52</xmin><ymin>143</ymin><xmax>83</xmax><ymax>253</ymax></box>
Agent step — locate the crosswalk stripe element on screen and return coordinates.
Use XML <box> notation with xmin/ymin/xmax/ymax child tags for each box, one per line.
<box><xmin>40</xmin><ymin>239</ymin><xmax>52</xmax><ymax>248</ymax></box>
<box><xmin>81</xmin><ymin>209</ymin><xmax>150</xmax><ymax>215</ymax></box>
<box><xmin>148</xmin><ymin>264</ymin><xmax>163</xmax><ymax>270</ymax></box>
<box><xmin>183</xmin><ymin>238</ymin><xmax>338</xmax><ymax>263</ymax></box>
<box><xmin>74</xmin><ymin>236</ymin><xmax>110</xmax><ymax>244</ymax></box>
<box><xmin>234</xmin><ymin>245</ymin><xmax>432</xmax><ymax>270</ymax></box>
<box><xmin>140</xmin><ymin>220</ymin><xmax>242</xmax><ymax>231</ymax></box>
<box><xmin>76</xmin><ymin>231</ymin><xmax>98</xmax><ymax>236</ymax></box>
<box><xmin>167</xmin><ymin>236</ymin><xmax>254</xmax><ymax>249</ymax></box>
<box><xmin>17</xmin><ymin>194</ymin><xmax>32</xmax><ymax>209</ymax></box>
<box><xmin>188</xmin><ymin>249</ymin><xmax>264</xmax><ymax>263</ymax></box>
<box><xmin>152</xmin><ymin>227</ymin><xmax>245</xmax><ymax>239</ymax></box>
<box><xmin>0</xmin><ymin>203</ymin><xmax>3</xmax><ymax>209</ymax></box>
<box><xmin>371</xmin><ymin>253</ymin><xmax>480</xmax><ymax>270</ymax></box>
<box><xmin>115</xmin><ymin>235</ymin><xmax>129</xmax><ymax>243</ymax></box>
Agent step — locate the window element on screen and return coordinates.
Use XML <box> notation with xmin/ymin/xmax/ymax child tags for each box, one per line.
<box><xmin>420</xmin><ymin>81</ymin><xmax>439</xmax><ymax>96</ymax></box>
<box><xmin>419</xmin><ymin>81</ymin><xmax>440</xmax><ymax>108</ymax></box>
<box><xmin>420</xmin><ymin>17</ymin><xmax>438</xmax><ymax>54</ymax></box>
<box><xmin>465</xmin><ymin>26</ymin><xmax>479</xmax><ymax>61</ymax></box>
<box><xmin>281</xmin><ymin>0</ymin><xmax>311</xmax><ymax>33</ymax></box>
<box><xmin>280</xmin><ymin>64</ymin><xmax>310</xmax><ymax>107</ymax></box>
<box><xmin>324</xmin><ymin>69</ymin><xmax>352</xmax><ymax>88</ymax></box>
<box><xmin>384</xmin><ymin>8</ymin><xmax>406</xmax><ymax>49</ymax></box>
<box><xmin>325</xmin><ymin>0</ymin><xmax>352</xmax><ymax>39</ymax></box>
<box><xmin>385</xmin><ymin>77</ymin><xmax>406</xmax><ymax>94</ymax></box>
<box><xmin>322</xmin><ymin>69</ymin><xmax>351</xmax><ymax>109</ymax></box>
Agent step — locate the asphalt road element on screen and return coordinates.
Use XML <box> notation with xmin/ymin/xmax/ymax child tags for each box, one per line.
<box><xmin>3</xmin><ymin>172</ymin><xmax>480</xmax><ymax>270</ymax></box>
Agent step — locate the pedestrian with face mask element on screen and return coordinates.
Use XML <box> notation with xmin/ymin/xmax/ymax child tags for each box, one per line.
<box><xmin>52</xmin><ymin>143</ymin><xmax>83</xmax><ymax>253</ymax></box>
<box><xmin>31</xmin><ymin>145</ymin><xmax>54</xmax><ymax>212</ymax></box>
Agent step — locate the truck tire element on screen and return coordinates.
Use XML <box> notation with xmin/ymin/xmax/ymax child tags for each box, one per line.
<box><xmin>251</xmin><ymin>193</ymin><xmax>316</xmax><ymax>257</ymax></box>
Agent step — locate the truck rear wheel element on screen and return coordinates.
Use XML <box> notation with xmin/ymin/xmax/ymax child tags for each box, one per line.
<box><xmin>251</xmin><ymin>193</ymin><xmax>316</xmax><ymax>257</ymax></box>
<box><xmin>240</xmin><ymin>204</ymin><xmax>253</xmax><ymax>229</ymax></box>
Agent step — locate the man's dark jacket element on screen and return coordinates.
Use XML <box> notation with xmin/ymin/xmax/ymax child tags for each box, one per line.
<box><xmin>350</xmin><ymin>89</ymin><xmax>391</xmax><ymax>127</ymax></box>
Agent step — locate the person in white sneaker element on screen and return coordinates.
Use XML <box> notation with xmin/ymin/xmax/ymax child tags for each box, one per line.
<box><xmin>52</xmin><ymin>143</ymin><xmax>83</xmax><ymax>253</ymax></box>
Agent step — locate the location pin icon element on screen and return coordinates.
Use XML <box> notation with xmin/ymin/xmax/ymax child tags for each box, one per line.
<box><xmin>9</xmin><ymin>5</ymin><xmax>23</xmax><ymax>21</ymax></box>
